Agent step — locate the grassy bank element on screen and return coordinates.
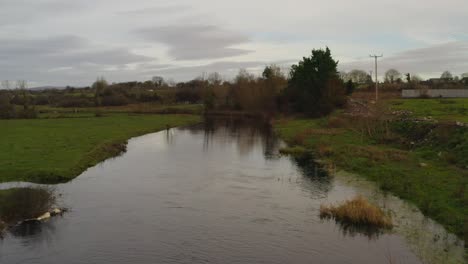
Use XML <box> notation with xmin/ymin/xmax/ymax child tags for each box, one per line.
<box><xmin>0</xmin><ymin>114</ymin><xmax>200</xmax><ymax>183</ymax></box>
<box><xmin>390</xmin><ymin>98</ymin><xmax>468</xmax><ymax>123</ymax></box>
<box><xmin>275</xmin><ymin>113</ymin><xmax>468</xmax><ymax>242</ymax></box>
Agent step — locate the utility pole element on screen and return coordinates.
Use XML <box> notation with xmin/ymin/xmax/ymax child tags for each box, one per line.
<box><xmin>370</xmin><ymin>54</ymin><xmax>383</xmax><ymax>101</ymax></box>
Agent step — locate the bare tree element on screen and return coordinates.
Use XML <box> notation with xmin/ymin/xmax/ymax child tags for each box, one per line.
<box><xmin>347</xmin><ymin>69</ymin><xmax>369</xmax><ymax>84</ymax></box>
<box><xmin>441</xmin><ymin>71</ymin><xmax>453</xmax><ymax>80</ymax></box>
<box><xmin>92</xmin><ymin>77</ymin><xmax>108</xmax><ymax>107</ymax></box>
<box><xmin>1</xmin><ymin>80</ymin><xmax>11</xmax><ymax>90</ymax></box>
<box><xmin>15</xmin><ymin>80</ymin><xmax>29</xmax><ymax>110</ymax></box>
<box><xmin>208</xmin><ymin>72</ymin><xmax>222</xmax><ymax>85</ymax></box>
<box><xmin>16</xmin><ymin>80</ymin><xmax>27</xmax><ymax>89</ymax></box>
<box><xmin>384</xmin><ymin>69</ymin><xmax>401</xmax><ymax>83</ymax></box>
<box><xmin>152</xmin><ymin>76</ymin><xmax>164</xmax><ymax>87</ymax></box>
<box><xmin>262</xmin><ymin>64</ymin><xmax>284</xmax><ymax>80</ymax></box>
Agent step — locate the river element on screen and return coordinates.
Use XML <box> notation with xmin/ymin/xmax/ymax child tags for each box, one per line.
<box><xmin>0</xmin><ymin>118</ymin><xmax>465</xmax><ymax>263</ymax></box>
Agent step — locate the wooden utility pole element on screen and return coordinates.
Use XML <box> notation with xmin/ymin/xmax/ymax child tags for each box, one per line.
<box><xmin>370</xmin><ymin>54</ymin><xmax>383</xmax><ymax>101</ymax></box>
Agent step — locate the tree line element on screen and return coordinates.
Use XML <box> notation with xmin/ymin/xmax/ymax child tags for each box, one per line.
<box><xmin>6</xmin><ymin>47</ymin><xmax>466</xmax><ymax>119</ymax></box>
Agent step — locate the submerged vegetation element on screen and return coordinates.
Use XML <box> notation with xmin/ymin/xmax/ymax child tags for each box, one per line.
<box><xmin>320</xmin><ymin>196</ymin><xmax>393</xmax><ymax>229</ymax></box>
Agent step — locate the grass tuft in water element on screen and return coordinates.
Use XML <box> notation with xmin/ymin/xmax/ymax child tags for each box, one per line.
<box><xmin>0</xmin><ymin>188</ymin><xmax>56</xmax><ymax>226</ymax></box>
<box><xmin>320</xmin><ymin>196</ymin><xmax>393</xmax><ymax>229</ymax></box>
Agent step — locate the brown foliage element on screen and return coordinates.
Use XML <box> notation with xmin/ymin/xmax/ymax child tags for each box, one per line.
<box><xmin>320</xmin><ymin>196</ymin><xmax>393</xmax><ymax>228</ymax></box>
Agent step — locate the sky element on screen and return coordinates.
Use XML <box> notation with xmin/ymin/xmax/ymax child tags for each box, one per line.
<box><xmin>1</xmin><ymin>0</ymin><xmax>468</xmax><ymax>87</ymax></box>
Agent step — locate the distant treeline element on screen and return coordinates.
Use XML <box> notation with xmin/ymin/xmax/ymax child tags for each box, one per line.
<box><xmin>1</xmin><ymin>47</ymin><xmax>374</xmax><ymax>118</ymax></box>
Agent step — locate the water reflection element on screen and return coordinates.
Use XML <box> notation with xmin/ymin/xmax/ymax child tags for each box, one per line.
<box><xmin>10</xmin><ymin>221</ymin><xmax>46</xmax><ymax>238</ymax></box>
<box><xmin>325</xmin><ymin>218</ymin><xmax>385</xmax><ymax>240</ymax></box>
<box><xmin>182</xmin><ymin>117</ymin><xmax>282</xmax><ymax>158</ymax></box>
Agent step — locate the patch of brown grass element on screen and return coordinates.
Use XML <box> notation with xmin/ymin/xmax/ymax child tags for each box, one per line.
<box><xmin>292</xmin><ymin>128</ymin><xmax>343</xmax><ymax>145</ymax></box>
<box><xmin>317</xmin><ymin>143</ymin><xmax>333</xmax><ymax>156</ymax></box>
<box><xmin>327</xmin><ymin>116</ymin><xmax>350</xmax><ymax>128</ymax></box>
<box><xmin>320</xmin><ymin>196</ymin><xmax>393</xmax><ymax>229</ymax></box>
<box><xmin>345</xmin><ymin>145</ymin><xmax>408</xmax><ymax>162</ymax></box>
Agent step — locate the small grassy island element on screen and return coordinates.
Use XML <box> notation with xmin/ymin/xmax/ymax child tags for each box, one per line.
<box><xmin>320</xmin><ymin>196</ymin><xmax>393</xmax><ymax>229</ymax></box>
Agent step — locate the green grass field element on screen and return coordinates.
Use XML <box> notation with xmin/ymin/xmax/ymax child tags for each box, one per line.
<box><xmin>390</xmin><ymin>98</ymin><xmax>468</xmax><ymax>123</ymax></box>
<box><xmin>275</xmin><ymin>115</ymin><xmax>468</xmax><ymax>242</ymax></box>
<box><xmin>0</xmin><ymin>114</ymin><xmax>200</xmax><ymax>183</ymax></box>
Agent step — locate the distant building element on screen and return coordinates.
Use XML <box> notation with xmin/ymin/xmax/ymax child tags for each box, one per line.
<box><xmin>402</xmin><ymin>89</ymin><xmax>468</xmax><ymax>98</ymax></box>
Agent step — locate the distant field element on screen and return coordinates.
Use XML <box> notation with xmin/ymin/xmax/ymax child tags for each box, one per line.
<box><xmin>35</xmin><ymin>103</ymin><xmax>204</xmax><ymax>118</ymax></box>
<box><xmin>0</xmin><ymin>114</ymin><xmax>200</xmax><ymax>183</ymax></box>
<box><xmin>390</xmin><ymin>98</ymin><xmax>468</xmax><ymax>123</ymax></box>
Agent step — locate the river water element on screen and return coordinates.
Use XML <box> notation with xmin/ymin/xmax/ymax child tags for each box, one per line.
<box><xmin>0</xmin><ymin>118</ymin><xmax>465</xmax><ymax>263</ymax></box>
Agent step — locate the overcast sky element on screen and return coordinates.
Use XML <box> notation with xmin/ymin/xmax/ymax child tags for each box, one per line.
<box><xmin>1</xmin><ymin>0</ymin><xmax>467</xmax><ymax>87</ymax></box>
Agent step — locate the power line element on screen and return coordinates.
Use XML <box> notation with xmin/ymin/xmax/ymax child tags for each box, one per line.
<box><xmin>370</xmin><ymin>54</ymin><xmax>383</xmax><ymax>101</ymax></box>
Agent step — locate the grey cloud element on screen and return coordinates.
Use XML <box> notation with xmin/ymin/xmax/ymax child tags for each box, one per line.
<box><xmin>119</xmin><ymin>4</ymin><xmax>190</xmax><ymax>15</ymax></box>
<box><xmin>340</xmin><ymin>41</ymin><xmax>468</xmax><ymax>76</ymax></box>
<box><xmin>0</xmin><ymin>35</ymin><xmax>153</xmax><ymax>67</ymax></box>
<box><xmin>0</xmin><ymin>35</ymin><xmax>156</xmax><ymax>86</ymax></box>
<box><xmin>136</xmin><ymin>25</ymin><xmax>252</xmax><ymax>60</ymax></box>
<box><xmin>0</xmin><ymin>0</ymin><xmax>83</xmax><ymax>27</ymax></box>
<box><xmin>0</xmin><ymin>36</ymin><xmax>87</xmax><ymax>57</ymax></box>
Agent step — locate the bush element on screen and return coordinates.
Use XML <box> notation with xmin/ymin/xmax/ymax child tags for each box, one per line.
<box><xmin>101</xmin><ymin>94</ymin><xmax>129</xmax><ymax>106</ymax></box>
<box><xmin>17</xmin><ymin>108</ymin><xmax>38</xmax><ymax>119</ymax></box>
<box><xmin>57</xmin><ymin>96</ymin><xmax>94</xmax><ymax>107</ymax></box>
<box><xmin>33</xmin><ymin>95</ymin><xmax>49</xmax><ymax>105</ymax></box>
<box><xmin>137</xmin><ymin>92</ymin><xmax>161</xmax><ymax>103</ymax></box>
<box><xmin>0</xmin><ymin>94</ymin><xmax>16</xmax><ymax>119</ymax></box>
<box><xmin>175</xmin><ymin>89</ymin><xmax>201</xmax><ymax>103</ymax></box>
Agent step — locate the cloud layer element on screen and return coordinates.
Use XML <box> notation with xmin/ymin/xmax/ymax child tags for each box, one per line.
<box><xmin>136</xmin><ymin>25</ymin><xmax>251</xmax><ymax>60</ymax></box>
<box><xmin>1</xmin><ymin>0</ymin><xmax>467</xmax><ymax>86</ymax></box>
<box><xmin>340</xmin><ymin>41</ymin><xmax>468</xmax><ymax>78</ymax></box>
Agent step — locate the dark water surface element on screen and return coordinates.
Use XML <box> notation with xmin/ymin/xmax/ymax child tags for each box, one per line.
<box><xmin>0</xmin><ymin>119</ymin><xmax>464</xmax><ymax>263</ymax></box>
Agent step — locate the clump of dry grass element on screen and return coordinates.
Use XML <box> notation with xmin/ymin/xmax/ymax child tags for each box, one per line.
<box><xmin>320</xmin><ymin>196</ymin><xmax>393</xmax><ymax>229</ymax></box>
<box><xmin>327</xmin><ymin>116</ymin><xmax>350</xmax><ymax>128</ymax></box>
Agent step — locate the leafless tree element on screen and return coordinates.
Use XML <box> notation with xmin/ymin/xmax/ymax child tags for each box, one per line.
<box><xmin>384</xmin><ymin>69</ymin><xmax>401</xmax><ymax>83</ymax></box>
<box><xmin>347</xmin><ymin>69</ymin><xmax>369</xmax><ymax>84</ymax></box>
<box><xmin>441</xmin><ymin>71</ymin><xmax>453</xmax><ymax>80</ymax></box>
<box><xmin>1</xmin><ymin>80</ymin><xmax>11</xmax><ymax>90</ymax></box>
<box><xmin>16</xmin><ymin>80</ymin><xmax>27</xmax><ymax>89</ymax></box>
<box><xmin>152</xmin><ymin>76</ymin><xmax>164</xmax><ymax>87</ymax></box>
<box><xmin>208</xmin><ymin>72</ymin><xmax>222</xmax><ymax>85</ymax></box>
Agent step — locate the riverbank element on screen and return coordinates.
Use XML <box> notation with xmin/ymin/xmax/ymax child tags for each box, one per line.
<box><xmin>0</xmin><ymin>114</ymin><xmax>200</xmax><ymax>183</ymax></box>
<box><xmin>274</xmin><ymin>110</ymin><xmax>468</xmax><ymax>243</ymax></box>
